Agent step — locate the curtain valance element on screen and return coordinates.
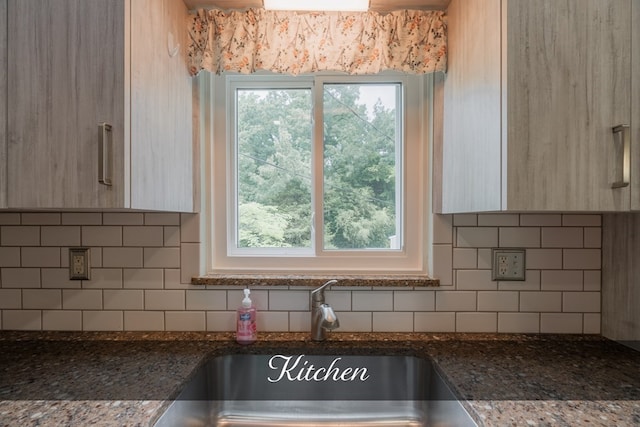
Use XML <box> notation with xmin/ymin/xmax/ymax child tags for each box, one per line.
<box><xmin>187</xmin><ymin>8</ymin><xmax>447</xmax><ymax>76</ymax></box>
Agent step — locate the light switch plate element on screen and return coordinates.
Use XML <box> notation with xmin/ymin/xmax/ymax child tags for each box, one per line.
<box><xmin>69</xmin><ymin>248</ymin><xmax>91</xmax><ymax>280</ymax></box>
<box><xmin>491</xmin><ymin>248</ymin><xmax>526</xmax><ymax>281</ymax></box>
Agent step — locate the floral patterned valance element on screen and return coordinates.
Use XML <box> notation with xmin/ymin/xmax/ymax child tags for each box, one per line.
<box><xmin>187</xmin><ymin>8</ymin><xmax>447</xmax><ymax>76</ymax></box>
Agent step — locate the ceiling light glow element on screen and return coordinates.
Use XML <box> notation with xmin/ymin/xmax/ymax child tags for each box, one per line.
<box><xmin>263</xmin><ymin>0</ymin><xmax>369</xmax><ymax>12</ymax></box>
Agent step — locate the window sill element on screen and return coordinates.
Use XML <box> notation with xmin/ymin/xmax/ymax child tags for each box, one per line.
<box><xmin>191</xmin><ymin>274</ymin><xmax>439</xmax><ymax>288</ymax></box>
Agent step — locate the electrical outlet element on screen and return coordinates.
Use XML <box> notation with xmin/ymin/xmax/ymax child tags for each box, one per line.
<box><xmin>69</xmin><ymin>248</ymin><xmax>90</xmax><ymax>280</ymax></box>
<box><xmin>491</xmin><ymin>249</ymin><xmax>525</xmax><ymax>281</ymax></box>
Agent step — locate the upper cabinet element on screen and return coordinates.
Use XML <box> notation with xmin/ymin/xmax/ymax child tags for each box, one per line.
<box><xmin>435</xmin><ymin>0</ymin><xmax>636</xmax><ymax>213</ymax></box>
<box><xmin>0</xmin><ymin>0</ymin><xmax>7</xmax><ymax>209</ymax></box>
<box><xmin>6</xmin><ymin>0</ymin><xmax>195</xmax><ymax>211</ymax></box>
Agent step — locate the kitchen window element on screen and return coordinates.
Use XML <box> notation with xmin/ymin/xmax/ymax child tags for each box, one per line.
<box><xmin>207</xmin><ymin>72</ymin><xmax>430</xmax><ymax>274</ymax></box>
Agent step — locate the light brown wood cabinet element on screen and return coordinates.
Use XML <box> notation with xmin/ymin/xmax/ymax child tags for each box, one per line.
<box><xmin>0</xmin><ymin>0</ymin><xmax>7</xmax><ymax>209</ymax></box>
<box><xmin>435</xmin><ymin>0</ymin><xmax>637</xmax><ymax>213</ymax></box>
<box><xmin>6</xmin><ymin>0</ymin><xmax>195</xmax><ymax>211</ymax></box>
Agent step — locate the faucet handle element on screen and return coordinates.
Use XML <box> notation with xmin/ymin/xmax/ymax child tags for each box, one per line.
<box><xmin>311</xmin><ymin>279</ymin><xmax>338</xmax><ymax>302</ymax></box>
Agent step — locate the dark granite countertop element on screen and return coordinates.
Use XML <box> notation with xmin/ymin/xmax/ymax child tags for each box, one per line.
<box><xmin>0</xmin><ymin>332</ymin><xmax>639</xmax><ymax>426</ymax></box>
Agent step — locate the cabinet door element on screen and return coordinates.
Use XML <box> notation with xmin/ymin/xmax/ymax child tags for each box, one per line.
<box><xmin>631</xmin><ymin>0</ymin><xmax>640</xmax><ymax>211</ymax></box>
<box><xmin>0</xmin><ymin>0</ymin><xmax>7</xmax><ymax>208</ymax></box>
<box><xmin>504</xmin><ymin>0</ymin><xmax>632</xmax><ymax>211</ymax></box>
<box><xmin>7</xmin><ymin>0</ymin><xmax>126</xmax><ymax>208</ymax></box>
<box><xmin>130</xmin><ymin>0</ymin><xmax>194</xmax><ymax>212</ymax></box>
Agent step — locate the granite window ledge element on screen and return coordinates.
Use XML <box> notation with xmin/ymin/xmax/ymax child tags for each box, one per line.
<box><xmin>192</xmin><ymin>274</ymin><xmax>439</xmax><ymax>288</ymax></box>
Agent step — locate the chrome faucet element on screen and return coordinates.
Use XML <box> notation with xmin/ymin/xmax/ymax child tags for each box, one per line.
<box><xmin>311</xmin><ymin>279</ymin><xmax>340</xmax><ymax>341</ymax></box>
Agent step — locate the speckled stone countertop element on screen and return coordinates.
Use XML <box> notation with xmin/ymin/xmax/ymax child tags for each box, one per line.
<box><xmin>191</xmin><ymin>274</ymin><xmax>439</xmax><ymax>287</ymax></box>
<box><xmin>1</xmin><ymin>332</ymin><xmax>639</xmax><ymax>427</ymax></box>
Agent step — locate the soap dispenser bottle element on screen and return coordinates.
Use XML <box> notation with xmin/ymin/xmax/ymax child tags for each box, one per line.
<box><xmin>236</xmin><ymin>287</ymin><xmax>257</xmax><ymax>345</ymax></box>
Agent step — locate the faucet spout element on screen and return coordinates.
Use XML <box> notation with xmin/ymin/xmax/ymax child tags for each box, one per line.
<box><xmin>311</xmin><ymin>280</ymin><xmax>340</xmax><ymax>341</ymax></box>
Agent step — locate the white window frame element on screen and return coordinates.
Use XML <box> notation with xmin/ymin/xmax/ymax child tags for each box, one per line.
<box><xmin>205</xmin><ymin>71</ymin><xmax>431</xmax><ymax>275</ymax></box>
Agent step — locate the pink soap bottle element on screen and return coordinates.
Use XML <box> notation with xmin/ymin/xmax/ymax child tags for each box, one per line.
<box><xmin>236</xmin><ymin>288</ymin><xmax>257</xmax><ymax>345</ymax></box>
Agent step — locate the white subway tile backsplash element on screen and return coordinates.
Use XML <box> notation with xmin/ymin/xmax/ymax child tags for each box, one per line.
<box><xmin>103</xmin><ymin>248</ymin><xmax>143</xmax><ymax>268</ymax></box>
<box><xmin>541</xmin><ymin>227</ymin><xmax>583</xmax><ymax>248</ymax></box>
<box><xmin>82</xmin><ymin>226</ymin><xmax>122</xmax><ymax>247</ymax></box>
<box><xmin>180</xmin><ymin>214</ymin><xmax>200</xmax><ymax>243</ymax></box>
<box><xmin>61</xmin><ymin>213</ymin><xmax>102</xmax><ymax>225</ymax></box>
<box><xmin>3</xmin><ymin>310</ymin><xmax>41</xmax><ymax>330</ymax></box>
<box><xmin>103</xmin><ymin>213</ymin><xmax>144</xmax><ymax>226</ymax></box>
<box><xmin>144</xmin><ymin>247</ymin><xmax>180</xmax><ymax>268</ymax></box>
<box><xmin>562</xmin><ymin>215</ymin><xmax>601</xmax><ymax>227</ymax></box>
<box><xmin>145</xmin><ymin>290</ymin><xmax>185</xmax><ymax>310</ymax></box>
<box><xmin>394</xmin><ymin>290</ymin><xmax>435</xmax><ymax>311</ymax></box>
<box><xmin>456</xmin><ymin>270</ymin><xmax>496</xmax><ymax>291</ymax></box>
<box><xmin>165</xmin><ymin>311</ymin><xmax>206</xmax><ymax>331</ymax></box>
<box><xmin>206</xmin><ymin>311</ymin><xmax>235</xmax><ymax>332</ymax></box>
<box><xmin>499</xmin><ymin>227</ymin><xmax>540</xmax><ymax>248</ymax></box>
<box><xmin>145</xmin><ymin>213</ymin><xmax>181</xmax><ymax>226</ymax></box>
<box><xmin>414</xmin><ymin>312</ymin><xmax>456</xmax><ymax>332</ymax></box>
<box><xmin>498</xmin><ymin>313</ymin><xmax>540</xmax><ymax>333</ymax></box>
<box><xmin>0</xmin><ymin>290</ymin><xmax>21</xmax><ymax>309</ymax></box>
<box><xmin>21</xmin><ymin>247</ymin><xmax>60</xmax><ymax>268</ymax></box>
<box><xmin>163</xmin><ymin>227</ymin><xmax>181</xmax><ymax>247</ymax></box>
<box><xmin>83</xmin><ymin>311</ymin><xmax>123</xmax><ymax>331</ymax></box>
<box><xmin>0</xmin><ymin>247</ymin><xmax>20</xmax><ymax>267</ymax></box>
<box><xmin>1</xmin><ymin>268</ymin><xmax>41</xmax><ymax>288</ymax></box>
<box><xmin>453</xmin><ymin>214</ymin><xmax>477</xmax><ymax>227</ymax></box>
<box><xmin>186</xmin><ymin>290</ymin><xmax>227</xmax><ymax>311</ymax></box>
<box><xmin>124</xmin><ymin>311</ymin><xmax>165</xmax><ymax>331</ymax></box>
<box><xmin>432</xmin><ymin>214</ymin><xmax>453</xmax><ymax>244</ymax></box>
<box><xmin>562</xmin><ymin>292</ymin><xmax>600</xmax><ymax>313</ymax></box>
<box><xmin>373</xmin><ymin>312</ymin><xmax>413</xmax><ymax>332</ymax></box>
<box><xmin>435</xmin><ymin>291</ymin><xmax>476</xmax><ymax>311</ymax></box>
<box><xmin>104</xmin><ymin>290</ymin><xmax>144</xmax><ymax>310</ymax></box>
<box><xmin>352</xmin><ymin>291</ymin><xmax>393</xmax><ymax>311</ymax></box>
<box><xmin>41</xmin><ymin>226</ymin><xmax>81</xmax><ymax>247</ymax></box>
<box><xmin>0</xmin><ymin>212</ymin><xmax>603</xmax><ymax>333</ymax></box>
<box><xmin>520</xmin><ymin>292</ymin><xmax>561</xmax><ymax>312</ymax></box>
<box><xmin>456</xmin><ymin>227</ymin><xmax>498</xmax><ymax>248</ymax></box>
<box><xmin>1</xmin><ymin>226</ymin><xmax>40</xmax><ymax>246</ymax></box>
<box><xmin>456</xmin><ymin>312</ymin><xmax>497</xmax><ymax>333</ymax></box>
<box><xmin>0</xmin><ymin>213</ymin><xmax>21</xmax><ymax>225</ymax></box>
<box><xmin>519</xmin><ymin>214</ymin><xmax>562</xmax><ymax>227</ymax></box>
<box><xmin>583</xmin><ymin>313</ymin><xmax>601</xmax><ymax>334</ymax></box>
<box><xmin>43</xmin><ymin>310</ymin><xmax>82</xmax><ymax>330</ymax></box>
<box><xmin>478</xmin><ymin>214</ymin><xmax>519</xmax><ymax>227</ymax></box>
<box><xmin>563</xmin><ymin>249</ymin><xmax>601</xmax><ymax>270</ymax></box>
<box><xmin>453</xmin><ymin>248</ymin><xmax>477</xmax><ymax>269</ymax></box>
<box><xmin>541</xmin><ymin>270</ymin><xmax>583</xmax><ymax>291</ymax></box>
<box><xmin>259</xmin><ymin>311</ymin><xmax>289</xmax><ymax>332</ymax></box>
<box><xmin>23</xmin><ymin>289</ymin><xmax>62</xmax><ymax>309</ymax></box>
<box><xmin>478</xmin><ymin>291</ymin><xmax>518</xmax><ymax>312</ymax></box>
<box><xmin>431</xmin><ymin>244</ymin><xmax>453</xmax><ymax>286</ymax></box>
<box><xmin>123</xmin><ymin>226</ymin><xmax>164</xmax><ymax>247</ymax></box>
<box><xmin>63</xmin><ymin>289</ymin><xmax>102</xmax><ymax>310</ymax></box>
<box><xmin>526</xmin><ymin>249</ymin><xmax>563</xmax><ymax>270</ymax></box>
<box><xmin>540</xmin><ymin>313</ymin><xmax>583</xmax><ymax>333</ymax></box>
<box><xmin>84</xmin><ymin>269</ymin><xmax>123</xmax><ymax>289</ymax></box>
<box><xmin>21</xmin><ymin>213</ymin><xmax>60</xmax><ymax>225</ymax></box>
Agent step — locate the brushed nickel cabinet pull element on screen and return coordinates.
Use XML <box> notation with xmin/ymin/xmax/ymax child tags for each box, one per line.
<box><xmin>98</xmin><ymin>123</ymin><xmax>113</xmax><ymax>186</ymax></box>
<box><xmin>612</xmin><ymin>124</ymin><xmax>630</xmax><ymax>189</ymax></box>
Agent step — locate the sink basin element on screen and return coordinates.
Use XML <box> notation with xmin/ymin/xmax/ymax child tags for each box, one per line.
<box><xmin>153</xmin><ymin>354</ymin><xmax>477</xmax><ymax>427</ymax></box>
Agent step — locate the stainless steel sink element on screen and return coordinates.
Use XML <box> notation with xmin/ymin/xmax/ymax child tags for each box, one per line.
<box><xmin>153</xmin><ymin>354</ymin><xmax>478</xmax><ymax>427</ymax></box>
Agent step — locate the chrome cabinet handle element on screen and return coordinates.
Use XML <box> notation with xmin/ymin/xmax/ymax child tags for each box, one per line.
<box><xmin>612</xmin><ymin>124</ymin><xmax>630</xmax><ymax>189</ymax></box>
<box><xmin>98</xmin><ymin>123</ymin><xmax>113</xmax><ymax>186</ymax></box>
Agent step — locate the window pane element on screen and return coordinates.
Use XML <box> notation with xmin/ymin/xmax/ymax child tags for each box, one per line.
<box><xmin>235</xmin><ymin>88</ymin><xmax>313</xmax><ymax>249</ymax></box>
<box><xmin>323</xmin><ymin>83</ymin><xmax>401</xmax><ymax>250</ymax></box>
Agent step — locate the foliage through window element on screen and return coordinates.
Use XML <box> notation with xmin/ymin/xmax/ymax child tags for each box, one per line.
<box><xmin>210</xmin><ymin>73</ymin><xmax>429</xmax><ymax>273</ymax></box>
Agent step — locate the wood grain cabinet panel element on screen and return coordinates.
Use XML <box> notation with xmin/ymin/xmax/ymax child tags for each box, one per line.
<box><xmin>0</xmin><ymin>0</ymin><xmax>7</xmax><ymax>208</ymax></box>
<box><xmin>6</xmin><ymin>0</ymin><xmax>195</xmax><ymax>211</ymax></box>
<box><xmin>436</xmin><ymin>0</ymin><xmax>635</xmax><ymax>213</ymax></box>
